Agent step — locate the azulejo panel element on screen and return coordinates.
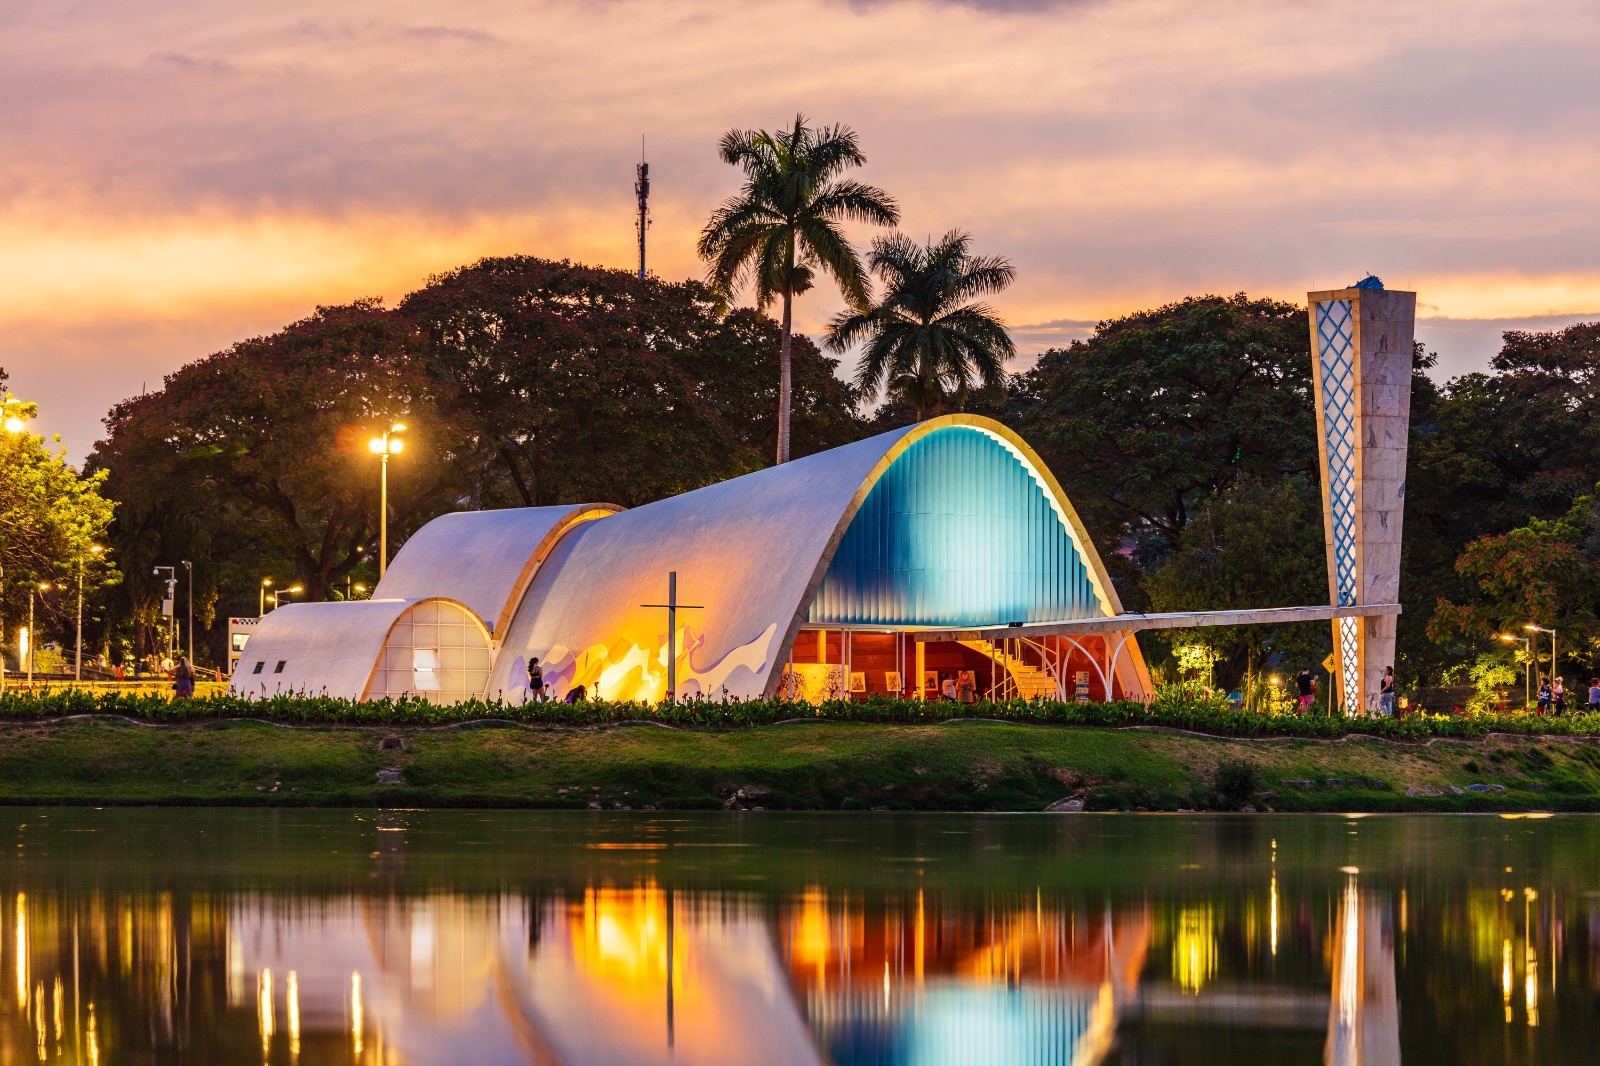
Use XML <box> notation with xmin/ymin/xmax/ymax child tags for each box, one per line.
<box><xmin>1317</xmin><ymin>300</ymin><xmax>1359</xmax><ymax>606</ymax></box>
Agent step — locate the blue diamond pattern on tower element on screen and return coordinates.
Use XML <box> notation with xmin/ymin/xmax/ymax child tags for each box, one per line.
<box><xmin>1316</xmin><ymin>300</ymin><xmax>1358</xmax><ymax>608</ymax></box>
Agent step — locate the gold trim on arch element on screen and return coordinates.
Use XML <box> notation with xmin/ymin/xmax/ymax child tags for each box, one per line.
<box><xmin>765</xmin><ymin>414</ymin><xmax>1152</xmax><ymax>699</ymax></box>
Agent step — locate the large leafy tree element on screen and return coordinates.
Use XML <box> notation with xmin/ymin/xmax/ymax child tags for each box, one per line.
<box><xmin>699</xmin><ymin>114</ymin><xmax>898</xmax><ymax>463</ymax></box>
<box><xmin>0</xmin><ymin>378</ymin><xmax>118</xmax><ymax>668</ymax></box>
<box><xmin>93</xmin><ymin>302</ymin><xmax>444</xmax><ymax>611</ymax></box>
<box><xmin>1142</xmin><ymin>476</ymin><xmax>1329</xmax><ymax>689</ymax></box>
<box><xmin>1011</xmin><ymin>294</ymin><xmax>1315</xmax><ymax>601</ymax></box>
<box><xmin>396</xmin><ymin>256</ymin><xmax>862</xmax><ymax>508</ymax></box>
<box><xmin>827</xmin><ymin>230</ymin><xmax>1015</xmax><ymax>420</ymax></box>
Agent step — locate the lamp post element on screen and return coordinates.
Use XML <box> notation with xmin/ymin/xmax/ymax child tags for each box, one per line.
<box><xmin>260</xmin><ymin>578</ymin><xmax>273</xmax><ymax>617</ymax></box>
<box><xmin>27</xmin><ymin>582</ymin><xmax>50</xmax><ymax>683</ymax></box>
<box><xmin>1500</xmin><ymin>634</ymin><xmax>1532</xmax><ymax>709</ymax></box>
<box><xmin>77</xmin><ymin>544</ymin><xmax>104</xmax><ymax>682</ymax></box>
<box><xmin>271</xmin><ymin>586</ymin><xmax>303</xmax><ymax>609</ymax></box>
<box><xmin>181</xmin><ymin>560</ymin><xmax>193</xmax><ymax>665</ymax></box>
<box><xmin>368</xmin><ymin>423</ymin><xmax>406</xmax><ymax>578</ymax></box>
<box><xmin>1526</xmin><ymin>623</ymin><xmax>1556</xmax><ymax>693</ymax></box>
<box><xmin>153</xmin><ymin>566</ymin><xmax>177</xmax><ymax>663</ymax></box>
<box><xmin>0</xmin><ymin>398</ymin><xmax>31</xmax><ymax>694</ymax></box>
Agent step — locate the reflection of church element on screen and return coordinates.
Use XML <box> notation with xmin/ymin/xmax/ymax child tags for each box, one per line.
<box><xmin>0</xmin><ymin>878</ymin><xmax>1416</xmax><ymax>1065</ymax></box>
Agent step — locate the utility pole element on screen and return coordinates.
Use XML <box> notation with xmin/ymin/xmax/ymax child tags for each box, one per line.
<box><xmin>635</xmin><ymin>141</ymin><xmax>650</xmax><ymax>279</ymax></box>
<box><xmin>182</xmin><ymin>560</ymin><xmax>193</xmax><ymax>666</ymax></box>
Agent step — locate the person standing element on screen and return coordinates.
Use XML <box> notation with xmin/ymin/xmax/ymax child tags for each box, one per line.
<box><xmin>527</xmin><ymin>657</ymin><xmax>544</xmax><ymax>701</ymax></box>
<box><xmin>172</xmin><ymin>656</ymin><xmax>195</xmax><ymax>699</ymax></box>
<box><xmin>1553</xmin><ymin>676</ymin><xmax>1567</xmax><ymax>716</ymax></box>
<box><xmin>1295</xmin><ymin>669</ymin><xmax>1316</xmax><ymax>712</ymax></box>
<box><xmin>1588</xmin><ymin>677</ymin><xmax>1599</xmax><ymax>714</ymax></box>
<box><xmin>941</xmin><ymin>674</ymin><xmax>958</xmax><ymax>701</ymax></box>
<box><xmin>1378</xmin><ymin>666</ymin><xmax>1395</xmax><ymax>717</ymax></box>
<box><xmin>1537</xmin><ymin>676</ymin><xmax>1551</xmax><ymax>715</ymax></box>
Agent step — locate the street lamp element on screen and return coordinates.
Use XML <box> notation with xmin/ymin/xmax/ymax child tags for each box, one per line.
<box><xmin>260</xmin><ymin>577</ymin><xmax>273</xmax><ymax>617</ymax></box>
<box><xmin>1499</xmin><ymin>633</ymin><xmax>1532</xmax><ymax>709</ymax></box>
<box><xmin>181</xmin><ymin>560</ymin><xmax>193</xmax><ymax>666</ymax></box>
<box><xmin>368</xmin><ymin>423</ymin><xmax>406</xmax><ymax>578</ymax></box>
<box><xmin>271</xmin><ymin>585</ymin><xmax>303</xmax><ymax>609</ymax></box>
<box><xmin>1525</xmin><ymin>623</ymin><xmax>1557</xmax><ymax>692</ymax></box>
<box><xmin>153</xmin><ymin>566</ymin><xmax>177</xmax><ymax>663</ymax></box>
<box><xmin>0</xmin><ymin>399</ymin><xmax>30</xmax><ymax>693</ymax></box>
<box><xmin>27</xmin><ymin>582</ymin><xmax>50</xmax><ymax>683</ymax></box>
<box><xmin>77</xmin><ymin>544</ymin><xmax>104</xmax><ymax>682</ymax></box>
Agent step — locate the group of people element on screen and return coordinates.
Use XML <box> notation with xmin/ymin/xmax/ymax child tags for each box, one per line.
<box><xmin>1292</xmin><ymin>664</ymin><xmax>1398</xmax><ymax>716</ymax></box>
<box><xmin>526</xmin><ymin>657</ymin><xmax>587</xmax><ymax>703</ymax></box>
<box><xmin>938</xmin><ymin>672</ymin><xmax>977</xmax><ymax>704</ymax></box>
<box><xmin>1535</xmin><ymin>675</ymin><xmax>1600</xmax><ymax>715</ymax></box>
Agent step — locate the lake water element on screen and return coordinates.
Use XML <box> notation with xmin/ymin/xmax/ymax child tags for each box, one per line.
<box><xmin>1</xmin><ymin>810</ymin><xmax>1595</xmax><ymax>1065</ymax></box>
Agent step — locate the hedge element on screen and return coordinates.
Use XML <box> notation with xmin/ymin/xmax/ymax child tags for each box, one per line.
<box><xmin>4</xmin><ymin>688</ymin><xmax>1600</xmax><ymax>739</ymax></box>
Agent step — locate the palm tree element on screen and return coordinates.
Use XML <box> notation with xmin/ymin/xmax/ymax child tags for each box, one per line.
<box><xmin>699</xmin><ymin>115</ymin><xmax>899</xmax><ymax>463</ymax></box>
<box><xmin>827</xmin><ymin>230</ymin><xmax>1016</xmax><ymax>420</ymax></box>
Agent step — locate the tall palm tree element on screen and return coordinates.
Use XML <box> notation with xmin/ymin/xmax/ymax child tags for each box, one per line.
<box><xmin>827</xmin><ymin>230</ymin><xmax>1016</xmax><ymax>420</ymax></box>
<box><xmin>699</xmin><ymin>115</ymin><xmax>899</xmax><ymax>463</ymax></box>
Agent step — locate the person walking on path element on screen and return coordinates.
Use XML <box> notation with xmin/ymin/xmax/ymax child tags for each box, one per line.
<box><xmin>527</xmin><ymin>657</ymin><xmax>544</xmax><ymax>701</ymax></box>
<box><xmin>1537</xmin><ymin>676</ymin><xmax>1552</xmax><ymax>715</ymax></box>
<box><xmin>1295</xmin><ymin>670</ymin><xmax>1316</xmax><ymax>712</ymax></box>
<box><xmin>1588</xmin><ymin>677</ymin><xmax>1600</xmax><ymax>714</ymax></box>
<box><xmin>1378</xmin><ymin>666</ymin><xmax>1395</xmax><ymax>717</ymax></box>
<box><xmin>1553</xmin><ymin>677</ymin><xmax>1567</xmax><ymax>716</ymax></box>
<box><xmin>172</xmin><ymin>657</ymin><xmax>195</xmax><ymax>699</ymax></box>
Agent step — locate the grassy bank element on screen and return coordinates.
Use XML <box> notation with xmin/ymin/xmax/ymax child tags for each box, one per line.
<box><xmin>6</xmin><ymin>717</ymin><xmax>1600</xmax><ymax>811</ymax></box>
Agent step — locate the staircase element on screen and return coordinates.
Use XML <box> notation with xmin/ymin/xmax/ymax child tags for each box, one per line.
<box><xmin>958</xmin><ymin>639</ymin><xmax>1061</xmax><ymax>701</ymax></box>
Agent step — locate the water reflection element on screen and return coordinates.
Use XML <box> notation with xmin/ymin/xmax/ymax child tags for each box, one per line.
<box><xmin>1</xmin><ymin>811</ymin><xmax>1596</xmax><ymax>1064</ymax></box>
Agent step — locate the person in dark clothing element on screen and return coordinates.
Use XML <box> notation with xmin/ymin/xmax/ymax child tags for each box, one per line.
<box><xmin>1295</xmin><ymin>670</ymin><xmax>1315</xmax><ymax>712</ymax></box>
<box><xmin>173</xmin><ymin>657</ymin><xmax>195</xmax><ymax>699</ymax></box>
<box><xmin>528</xmin><ymin>657</ymin><xmax>544</xmax><ymax>701</ymax></box>
<box><xmin>564</xmin><ymin>684</ymin><xmax>587</xmax><ymax>704</ymax></box>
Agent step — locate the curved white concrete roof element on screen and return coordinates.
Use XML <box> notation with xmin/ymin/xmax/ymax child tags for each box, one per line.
<box><xmin>486</xmin><ymin>415</ymin><xmax>1143</xmax><ymax>703</ymax></box>
<box><xmin>374</xmin><ymin>504</ymin><xmax>619</xmax><ymax>635</ymax></box>
<box><xmin>230</xmin><ymin>599</ymin><xmax>417</xmax><ymax>699</ymax></box>
<box><xmin>228</xmin><ymin>597</ymin><xmax>489</xmax><ymax>700</ymax></box>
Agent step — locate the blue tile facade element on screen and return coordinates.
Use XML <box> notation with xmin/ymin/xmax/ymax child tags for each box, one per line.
<box><xmin>807</xmin><ymin>427</ymin><xmax>1103</xmax><ymax>627</ymax></box>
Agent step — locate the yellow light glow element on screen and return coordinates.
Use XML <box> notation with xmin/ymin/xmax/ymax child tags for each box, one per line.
<box><xmin>390</xmin><ymin>422</ymin><xmax>407</xmax><ymax>433</ymax></box>
<box><xmin>3</xmin><ymin>416</ymin><xmax>24</xmax><ymax>434</ymax></box>
<box><xmin>287</xmin><ymin>971</ymin><xmax>300</xmax><ymax>1058</ymax></box>
<box><xmin>1173</xmin><ymin>907</ymin><xmax>1217</xmax><ymax>994</ymax></box>
<box><xmin>259</xmin><ymin>969</ymin><xmax>274</xmax><ymax>1055</ymax></box>
<box><xmin>351</xmin><ymin>972</ymin><xmax>363</xmax><ymax>1055</ymax></box>
<box><xmin>1503</xmin><ymin>938</ymin><xmax>1513</xmax><ymax>1023</ymax></box>
<box><xmin>87</xmin><ymin>1003</ymin><xmax>98</xmax><ymax>1066</ymax></box>
<box><xmin>388</xmin><ymin>438</ymin><xmax>403</xmax><ymax>454</ymax></box>
<box><xmin>15</xmin><ymin>893</ymin><xmax>26</xmax><ymax>1009</ymax></box>
<box><xmin>1269</xmin><ymin>871</ymin><xmax>1278</xmax><ymax>957</ymax></box>
<box><xmin>17</xmin><ymin>628</ymin><xmax>27</xmax><ymax>660</ymax></box>
<box><xmin>368</xmin><ymin>438</ymin><xmax>385</xmax><ymax>454</ymax></box>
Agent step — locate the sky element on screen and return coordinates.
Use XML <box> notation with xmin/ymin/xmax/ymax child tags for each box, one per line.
<box><xmin>4</xmin><ymin>0</ymin><xmax>1599</xmax><ymax>460</ymax></box>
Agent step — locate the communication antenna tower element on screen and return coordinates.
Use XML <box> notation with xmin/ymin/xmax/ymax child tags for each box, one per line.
<box><xmin>635</xmin><ymin>138</ymin><xmax>650</xmax><ymax>279</ymax></box>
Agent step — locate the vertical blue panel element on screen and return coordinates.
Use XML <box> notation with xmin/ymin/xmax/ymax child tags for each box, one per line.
<box><xmin>806</xmin><ymin>427</ymin><xmax>1102</xmax><ymax>627</ymax></box>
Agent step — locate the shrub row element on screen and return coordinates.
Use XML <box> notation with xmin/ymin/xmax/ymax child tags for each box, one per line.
<box><xmin>4</xmin><ymin>688</ymin><xmax>1600</xmax><ymax>739</ymax></box>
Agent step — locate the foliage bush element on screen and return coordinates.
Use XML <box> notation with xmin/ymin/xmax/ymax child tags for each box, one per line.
<box><xmin>7</xmin><ymin>687</ymin><xmax>1600</xmax><ymax>739</ymax></box>
<box><xmin>1213</xmin><ymin>760</ymin><xmax>1262</xmax><ymax>805</ymax></box>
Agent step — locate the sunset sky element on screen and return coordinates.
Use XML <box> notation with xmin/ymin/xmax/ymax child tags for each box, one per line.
<box><xmin>5</xmin><ymin>0</ymin><xmax>1598</xmax><ymax>459</ymax></box>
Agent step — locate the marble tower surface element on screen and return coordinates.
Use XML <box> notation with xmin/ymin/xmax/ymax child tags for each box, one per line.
<box><xmin>1307</xmin><ymin>282</ymin><xmax>1415</xmax><ymax>715</ymax></box>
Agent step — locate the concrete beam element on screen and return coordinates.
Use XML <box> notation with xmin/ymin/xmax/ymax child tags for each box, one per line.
<box><xmin>912</xmin><ymin>603</ymin><xmax>1401</xmax><ymax>642</ymax></box>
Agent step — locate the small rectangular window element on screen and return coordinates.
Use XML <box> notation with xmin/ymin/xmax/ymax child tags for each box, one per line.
<box><xmin>252</xmin><ymin>661</ymin><xmax>265</xmax><ymax>675</ymax></box>
<box><xmin>274</xmin><ymin>661</ymin><xmax>287</xmax><ymax>674</ymax></box>
<box><xmin>413</xmin><ymin>648</ymin><xmax>441</xmax><ymax>692</ymax></box>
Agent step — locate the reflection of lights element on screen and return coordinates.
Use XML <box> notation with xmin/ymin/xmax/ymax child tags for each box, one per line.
<box><xmin>15</xmin><ymin>893</ymin><xmax>26</xmax><ymax>1010</ymax></box>
<box><xmin>259</xmin><ymin>969</ymin><xmax>274</xmax><ymax>1054</ymax></box>
<box><xmin>1270</xmin><ymin>871</ymin><xmax>1278</xmax><ymax>956</ymax></box>
<box><xmin>288</xmin><ymin>971</ymin><xmax>300</xmax><ymax>1059</ymax></box>
<box><xmin>87</xmin><ymin>1003</ymin><xmax>98</xmax><ymax>1066</ymax></box>
<box><xmin>1172</xmin><ymin>907</ymin><xmax>1217</xmax><ymax>994</ymax></box>
<box><xmin>1524</xmin><ymin>888</ymin><xmax>1539</xmax><ymax>1028</ymax></box>
<box><xmin>351</xmin><ymin>972</ymin><xmax>363</xmax><ymax>1055</ymax></box>
<box><xmin>791</xmin><ymin>889</ymin><xmax>832</xmax><ymax>989</ymax></box>
<box><xmin>53</xmin><ymin>977</ymin><xmax>62</xmax><ymax>1043</ymax></box>
<box><xmin>1502</xmin><ymin>939</ymin><xmax>1512</xmax><ymax>1023</ymax></box>
<box><xmin>1336</xmin><ymin>878</ymin><xmax>1359</xmax><ymax>1040</ymax></box>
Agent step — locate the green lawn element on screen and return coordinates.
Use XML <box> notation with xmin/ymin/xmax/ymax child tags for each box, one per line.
<box><xmin>4</xmin><ymin>718</ymin><xmax>1599</xmax><ymax>810</ymax></box>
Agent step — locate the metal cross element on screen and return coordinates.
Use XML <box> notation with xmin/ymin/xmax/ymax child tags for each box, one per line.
<box><xmin>640</xmin><ymin>571</ymin><xmax>704</xmax><ymax>702</ymax></box>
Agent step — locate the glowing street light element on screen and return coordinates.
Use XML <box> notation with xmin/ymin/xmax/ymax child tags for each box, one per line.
<box><xmin>1500</xmin><ymin>633</ymin><xmax>1532</xmax><ymax>709</ymax></box>
<box><xmin>368</xmin><ymin>423</ymin><xmax>406</xmax><ymax>578</ymax></box>
<box><xmin>0</xmin><ymin>398</ymin><xmax>30</xmax><ymax>693</ymax></box>
<box><xmin>260</xmin><ymin>577</ymin><xmax>273</xmax><ymax>617</ymax></box>
<box><xmin>77</xmin><ymin>544</ymin><xmax>104</xmax><ymax>682</ymax></box>
<box><xmin>271</xmin><ymin>586</ymin><xmax>304</xmax><ymax>609</ymax></box>
<box><xmin>27</xmin><ymin>582</ymin><xmax>51</xmax><ymax>683</ymax></box>
<box><xmin>1525</xmin><ymin>623</ymin><xmax>1557</xmax><ymax>691</ymax></box>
